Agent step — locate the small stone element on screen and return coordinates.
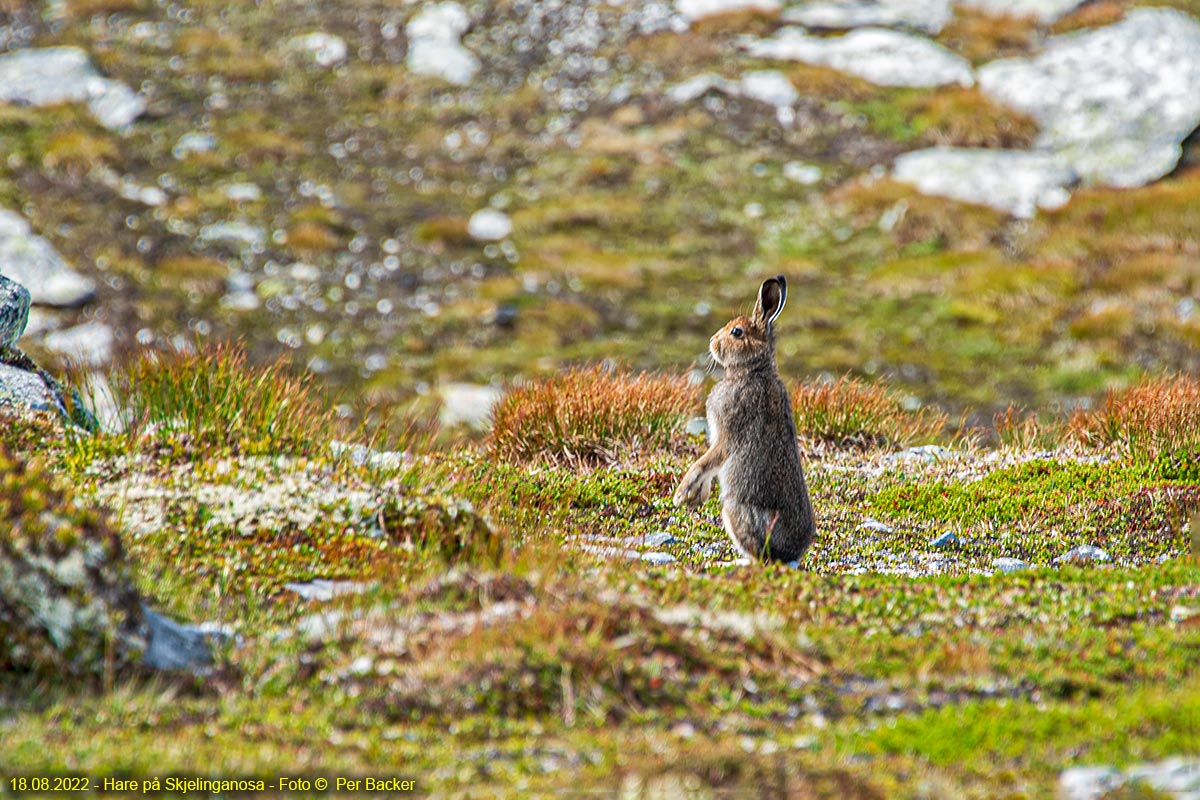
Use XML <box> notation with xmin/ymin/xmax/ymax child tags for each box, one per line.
<box><xmin>1124</xmin><ymin>757</ymin><xmax>1200</xmax><ymax>795</ymax></box>
<box><xmin>930</xmin><ymin>531</ymin><xmax>958</xmax><ymax>549</ymax></box>
<box><xmin>288</xmin><ymin>32</ymin><xmax>348</xmax><ymax>67</ymax></box>
<box><xmin>142</xmin><ymin>608</ymin><xmax>234</xmax><ymax>673</ymax></box>
<box><xmin>742</xmin><ymin>27</ymin><xmax>974</xmax><ymax>88</ymax></box>
<box><xmin>223</xmin><ymin>183</ymin><xmax>263</xmax><ymax>203</ymax></box>
<box><xmin>642</xmin><ymin>551</ymin><xmax>677</xmax><ymax>565</ymax></box>
<box><xmin>858</xmin><ymin>518</ymin><xmax>895</xmax><ymax>534</ymax></box>
<box><xmin>198</xmin><ymin>221</ymin><xmax>267</xmax><ymax>251</ymax></box>
<box><xmin>685</xmin><ymin>417</ymin><xmax>708</xmax><ymax>437</ymax></box>
<box><xmin>406</xmin><ymin>2</ymin><xmax>480</xmax><ymax>86</ymax></box>
<box><xmin>783</xmin><ymin>161</ymin><xmax>823</xmax><ymax>185</ymax></box>
<box><xmin>0</xmin><ymin>210</ymin><xmax>96</xmax><ymax>308</ymax></box>
<box><xmin>0</xmin><ymin>275</ymin><xmax>31</xmax><ymax>348</ymax></box>
<box><xmin>1054</xmin><ymin>545</ymin><xmax>1111</xmax><ymax>565</ymax></box>
<box><xmin>992</xmin><ymin>557</ymin><xmax>1030</xmax><ymax>574</ymax></box>
<box><xmin>173</xmin><ymin>131</ymin><xmax>217</xmax><ymax>159</ymax></box>
<box><xmin>627</xmin><ymin>531</ymin><xmax>678</xmax><ymax>549</ymax></box>
<box><xmin>467</xmin><ymin>209</ymin><xmax>513</xmax><ymax>242</ymax></box>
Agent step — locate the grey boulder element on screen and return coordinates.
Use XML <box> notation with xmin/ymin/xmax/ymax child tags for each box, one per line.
<box><xmin>0</xmin><ymin>274</ymin><xmax>30</xmax><ymax>349</ymax></box>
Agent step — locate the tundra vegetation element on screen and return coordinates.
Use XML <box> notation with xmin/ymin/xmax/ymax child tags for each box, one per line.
<box><xmin>2</xmin><ymin>0</ymin><xmax>1199</xmax><ymax>796</ymax></box>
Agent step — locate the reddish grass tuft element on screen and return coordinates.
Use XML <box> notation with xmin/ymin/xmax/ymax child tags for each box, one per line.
<box><xmin>791</xmin><ymin>376</ymin><xmax>947</xmax><ymax>449</ymax></box>
<box><xmin>489</xmin><ymin>366</ymin><xmax>698</xmax><ymax>466</ymax></box>
<box><xmin>1068</xmin><ymin>375</ymin><xmax>1200</xmax><ymax>477</ymax></box>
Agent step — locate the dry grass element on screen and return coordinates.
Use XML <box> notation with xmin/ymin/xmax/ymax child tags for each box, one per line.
<box><xmin>1068</xmin><ymin>375</ymin><xmax>1200</xmax><ymax>477</ymax></box>
<box><xmin>904</xmin><ymin>88</ymin><xmax>1039</xmax><ymax>149</ymax></box>
<box><xmin>994</xmin><ymin>405</ymin><xmax>1062</xmax><ymax>450</ymax></box>
<box><xmin>117</xmin><ymin>341</ymin><xmax>339</xmax><ymax>458</ymax></box>
<box><xmin>489</xmin><ymin>366</ymin><xmax>698</xmax><ymax>466</ymax></box>
<box><xmin>791</xmin><ymin>375</ymin><xmax>947</xmax><ymax>449</ymax></box>
<box><xmin>1051</xmin><ymin>1</ymin><xmax>1124</xmax><ymax>33</ymax></box>
<box><xmin>938</xmin><ymin>7</ymin><xmax>1040</xmax><ymax>64</ymax></box>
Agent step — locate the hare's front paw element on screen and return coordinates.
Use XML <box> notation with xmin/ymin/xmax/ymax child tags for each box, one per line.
<box><xmin>674</xmin><ymin>465</ymin><xmax>711</xmax><ymax>509</ymax></box>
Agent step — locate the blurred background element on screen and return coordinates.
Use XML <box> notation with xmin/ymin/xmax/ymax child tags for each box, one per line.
<box><xmin>2</xmin><ymin>0</ymin><xmax>1198</xmax><ymax>430</ymax></box>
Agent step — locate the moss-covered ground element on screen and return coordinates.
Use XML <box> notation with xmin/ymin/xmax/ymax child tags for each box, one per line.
<box><xmin>4</xmin><ymin>0</ymin><xmax>1199</xmax><ymax>419</ymax></box>
<box><xmin>2</xmin><ymin>366</ymin><xmax>1198</xmax><ymax>798</ymax></box>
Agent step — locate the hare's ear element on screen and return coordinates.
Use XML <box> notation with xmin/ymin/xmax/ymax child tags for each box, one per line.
<box><xmin>754</xmin><ymin>275</ymin><xmax>787</xmax><ymax>327</ymax></box>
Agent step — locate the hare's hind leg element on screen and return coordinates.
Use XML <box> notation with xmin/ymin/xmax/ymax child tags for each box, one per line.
<box><xmin>720</xmin><ymin>501</ymin><xmax>775</xmax><ymax>562</ymax></box>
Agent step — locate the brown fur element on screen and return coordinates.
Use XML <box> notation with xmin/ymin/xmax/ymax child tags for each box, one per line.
<box><xmin>674</xmin><ymin>276</ymin><xmax>815</xmax><ymax>562</ymax></box>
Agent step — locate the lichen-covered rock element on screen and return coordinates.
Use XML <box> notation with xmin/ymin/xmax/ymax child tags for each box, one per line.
<box><xmin>978</xmin><ymin>8</ymin><xmax>1200</xmax><ymax>188</ymax></box>
<box><xmin>892</xmin><ymin>147</ymin><xmax>1076</xmax><ymax>218</ymax></box>
<box><xmin>741</xmin><ymin>26</ymin><xmax>973</xmax><ymax>88</ymax></box>
<box><xmin>0</xmin><ymin>46</ymin><xmax>144</xmax><ymax>130</ymax></box>
<box><xmin>0</xmin><ymin>446</ymin><xmax>149</xmax><ymax>681</ymax></box>
<box><xmin>781</xmin><ymin>0</ymin><xmax>952</xmax><ymax>34</ymax></box>
<box><xmin>0</xmin><ymin>274</ymin><xmax>30</xmax><ymax>349</ymax></box>
<box><xmin>0</xmin><ymin>362</ymin><xmax>63</xmax><ymax>414</ymax></box>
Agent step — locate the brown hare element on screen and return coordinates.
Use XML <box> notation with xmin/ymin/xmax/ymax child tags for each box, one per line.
<box><xmin>674</xmin><ymin>275</ymin><xmax>815</xmax><ymax>563</ymax></box>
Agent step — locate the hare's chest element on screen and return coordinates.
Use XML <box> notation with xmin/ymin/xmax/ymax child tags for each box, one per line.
<box><xmin>705</xmin><ymin>381</ymin><xmax>735</xmax><ymax>445</ymax></box>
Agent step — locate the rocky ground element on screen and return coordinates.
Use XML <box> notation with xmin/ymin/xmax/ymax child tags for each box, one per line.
<box><xmin>1</xmin><ymin>0</ymin><xmax>1199</xmax><ymax>423</ymax></box>
<box><xmin>3</xmin><ymin>0</ymin><xmax>1200</xmax><ymax>797</ymax></box>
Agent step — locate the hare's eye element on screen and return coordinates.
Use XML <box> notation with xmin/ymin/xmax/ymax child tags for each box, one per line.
<box><xmin>731</xmin><ymin>326</ymin><xmax>744</xmax><ymax>338</ymax></box>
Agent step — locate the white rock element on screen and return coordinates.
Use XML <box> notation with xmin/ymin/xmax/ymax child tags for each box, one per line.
<box><xmin>1053</xmin><ymin>544</ymin><xmax>1111</xmax><ymax>565</ymax></box>
<box><xmin>173</xmin><ymin>131</ymin><xmax>217</xmax><ymax>159</ymax></box>
<box><xmin>438</xmin><ymin>383</ymin><xmax>502</xmax><ymax>429</ymax></box>
<box><xmin>959</xmin><ymin>0</ymin><xmax>1087</xmax><ymax>22</ymax></box>
<box><xmin>893</xmin><ymin>147</ymin><xmax>1077</xmax><ymax>218</ymax></box>
<box><xmin>738</xmin><ymin>69</ymin><xmax>799</xmax><ymax>107</ymax></box>
<box><xmin>1125</xmin><ymin>757</ymin><xmax>1200</xmax><ymax>796</ymax></box>
<box><xmin>978</xmin><ymin>8</ymin><xmax>1200</xmax><ymax>188</ymax></box>
<box><xmin>667</xmin><ymin>72</ymin><xmax>739</xmax><ymax>104</ymax></box>
<box><xmin>468</xmin><ymin>209</ymin><xmax>513</xmax><ymax>241</ymax></box>
<box><xmin>742</xmin><ymin>27</ymin><xmax>974</xmax><ymax>88</ymax></box>
<box><xmin>1058</xmin><ymin>765</ymin><xmax>1124</xmax><ymax>800</ymax></box>
<box><xmin>782</xmin><ymin>0</ymin><xmax>952</xmax><ymax>34</ymax></box>
<box><xmin>676</xmin><ymin>0</ymin><xmax>780</xmax><ymax>22</ymax></box>
<box><xmin>0</xmin><ymin>47</ymin><xmax>143</xmax><ymax>130</ymax></box>
<box><xmin>222</xmin><ymin>183</ymin><xmax>263</xmax><ymax>202</ymax></box>
<box><xmin>406</xmin><ymin>2</ymin><xmax>480</xmax><ymax>86</ymax></box>
<box><xmin>198</xmin><ymin>221</ymin><xmax>267</xmax><ymax>251</ymax></box>
<box><xmin>641</xmin><ymin>551</ymin><xmax>678</xmax><ymax>565</ymax></box>
<box><xmin>41</xmin><ymin>321</ymin><xmax>114</xmax><ymax>367</ymax></box>
<box><xmin>668</xmin><ymin>70</ymin><xmax>797</xmax><ymax>109</ymax></box>
<box><xmin>783</xmin><ymin>161</ymin><xmax>823</xmax><ymax>185</ymax></box>
<box><xmin>0</xmin><ymin>209</ymin><xmax>96</xmax><ymax>308</ymax></box>
<box><xmin>288</xmin><ymin>32</ymin><xmax>348</xmax><ymax>67</ymax></box>
<box><xmin>992</xmin><ymin>557</ymin><xmax>1030</xmax><ymax>573</ymax></box>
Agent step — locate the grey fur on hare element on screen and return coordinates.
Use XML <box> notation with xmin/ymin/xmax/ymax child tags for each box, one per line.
<box><xmin>674</xmin><ymin>275</ymin><xmax>815</xmax><ymax>563</ymax></box>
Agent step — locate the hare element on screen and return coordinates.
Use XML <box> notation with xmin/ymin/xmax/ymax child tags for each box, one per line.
<box><xmin>674</xmin><ymin>275</ymin><xmax>815</xmax><ymax>563</ymax></box>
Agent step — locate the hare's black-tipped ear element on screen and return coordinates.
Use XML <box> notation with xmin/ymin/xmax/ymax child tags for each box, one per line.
<box><xmin>755</xmin><ymin>275</ymin><xmax>787</xmax><ymax>327</ymax></box>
